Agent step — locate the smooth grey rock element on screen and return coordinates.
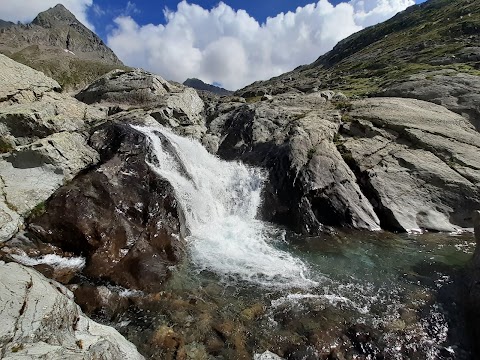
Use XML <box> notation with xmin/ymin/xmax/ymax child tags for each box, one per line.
<box><xmin>76</xmin><ymin>68</ymin><xmax>177</xmax><ymax>105</ymax></box>
<box><xmin>0</xmin><ymin>91</ymin><xmax>105</xmax><ymax>147</ymax></box>
<box><xmin>0</xmin><ymin>54</ymin><xmax>60</xmax><ymax>106</ymax></box>
<box><xmin>0</xmin><ymin>262</ymin><xmax>144</xmax><ymax>359</ymax></box>
<box><xmin>341</xmin><ymin>97</ymin><xmax>480</xmax><ymax>232</ymax></box>
<box><xmin>381</xmin><ymin>72</ymin><xmax>480</xmax><ymax>131</ymax></box>
<box><xmin>254</xmin><ymin>351</ymin><xmax>285</xmax><ymax>360</ymax></box>
<box><xmin>0</xmin><ymin>132</ymin><xmax>99</xmax><ymax>216</ymax></box>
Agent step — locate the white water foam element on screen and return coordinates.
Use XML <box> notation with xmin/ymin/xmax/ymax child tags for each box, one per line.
<box><xmin>133</xmin><ymin>125</ymin><xmax>316</xmax><ymax>288</ymax></box>
<box><xmin>11</xmin><ymin>251</ymin><xmax>86</xmax><ymax>270</ymax></box>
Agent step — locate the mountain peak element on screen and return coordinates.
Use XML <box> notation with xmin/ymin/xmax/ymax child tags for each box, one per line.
<box><xmin>183</xmin><ymin>78</ymin><xmax>233</xmax><ymax>96</ymax></box>
<box><xmin>32</xmin><ymin>4</ymin><xmax>79</xmax><ymax>27</ymax></box>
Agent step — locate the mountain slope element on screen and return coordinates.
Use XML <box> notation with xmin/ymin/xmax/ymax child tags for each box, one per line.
<box><xmin>183</xmin><ymin>78</ymin><xmax>233</xmax><ymax>96</ymax></box>
<box><xmin>0</xmin><ymin>4</ymin><xmax>126</xmax><ymax>90</ymax></box>
<box><xmin>236</xmin><ymin>0</ymin><xmax>480</xmax><ymax>128</ymax></box>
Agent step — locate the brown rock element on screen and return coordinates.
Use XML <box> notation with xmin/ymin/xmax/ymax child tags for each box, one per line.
<box><xmin>28</xmin><ymin>123</ymin><xmax>184</xmax><ymax>292</ymax></box>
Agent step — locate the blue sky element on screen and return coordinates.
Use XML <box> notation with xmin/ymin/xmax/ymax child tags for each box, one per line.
<box><xmin>3</xmin><ymin>0</ymin><xmax>427</xmax><ymax>89</ymax></box>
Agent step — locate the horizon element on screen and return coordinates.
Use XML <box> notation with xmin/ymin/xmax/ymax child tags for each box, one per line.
<box><xmin>1</xmin><ymin>0</ymin><xmax>427</xmax><ymax>90</ymax></box>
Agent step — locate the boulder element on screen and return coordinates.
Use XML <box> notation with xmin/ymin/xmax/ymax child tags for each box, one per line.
<box><xmin>340</xmin><ymin>97</ymin><xmax>480</xmax><ymax>232</ymax></box>
<box><xmin>381</xmin><ymin>71</ymin><xmax>480</xmax><ymax>131</ymax></box>
<box><xmin>28</xmin><ymin>123</ymin><xmax>184</xmax><ymax>292</ymax></box>
<box><xmin>76</xmin><ymin>68</ymin><xmax>206</xmax><ymax>140</ymax></box>
<box><xmin>0</xmin><ymin>54</ymin><xmax>60</xmax><ymax>106</ymax></box>
<box><xmin>0</xmin><ymin>261</ymin><xmax>144</xmax><ymax>359</ymax></box>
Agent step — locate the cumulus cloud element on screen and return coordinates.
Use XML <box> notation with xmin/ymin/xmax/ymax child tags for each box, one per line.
<box><xmin>108</xmin><ymin>0</ymin><xmax>414</xmax><ymax>90</ymax></box>
<box><xmin>0</xmin><ymin>0</ymin><xmax>94</xmax><ymax>29</ymax></box>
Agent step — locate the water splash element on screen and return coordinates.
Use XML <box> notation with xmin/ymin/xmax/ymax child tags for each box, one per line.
<box><xmin>133</xmin><ymin>125</ymin><xmax>316</xmax><ymax>288</ymax></box>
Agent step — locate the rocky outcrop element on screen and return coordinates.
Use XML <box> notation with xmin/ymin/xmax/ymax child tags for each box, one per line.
<box><xmin>381</xmin><ymin>71</ymin><xmax>480</xmax><ymax>131</ymax></box>
<box><xmin>28</xmin><ymin>123</ymin><xmax>184</xmax><ymax>292</ymax></box>
<box><xmin>208</xmin><ymin>93</ymin><xmax>380</xmax><ymax>234</ymax></box>
<box><xmin>76</xmin><ymin>68</ymin><xmax>207</xmax><ymax>141</ymax></box>
<box><xmin>0</xmin><ymin>55</ymin><xmax>104</xmax><ymax>242</ymax></box>
<box><xmin>0</xmin><ymin>261</ymin><xmax>144</xmax><ymax>359</ymax></box>
<box><xmin>0</xmin><ymin>54</ymin><xmax>60</xmax><ymax>106</ymax></box>
<box><xmin>339</xmin><ymin>97</ymin><xmax>480</xmax><ymax>232</ymax></box>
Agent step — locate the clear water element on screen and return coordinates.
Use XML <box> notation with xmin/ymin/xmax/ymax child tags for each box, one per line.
<box><xmin>116</xmin><ymin>125</ymin><xmax>476</xmax><ymax>359</ymax></box>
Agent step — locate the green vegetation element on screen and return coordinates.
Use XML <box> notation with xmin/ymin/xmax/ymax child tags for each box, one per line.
<box><xmin>254</xmin><ymin>0</ymin><xmax>480</xmax><ymax>98</ymax></box>
<box><xmin>245</xmin><ymin>96</ymin><xmax>263</xmax><ymax>103</ymax></box>
<box><xmin>30</xmin><ymin>201</ymin><xmax>46</xmax><ymax>218</ymax></box>
<box><xmin>9</xmin><ymin>50</ymin><xmax>129</xmax><ymax>91</ymax></box>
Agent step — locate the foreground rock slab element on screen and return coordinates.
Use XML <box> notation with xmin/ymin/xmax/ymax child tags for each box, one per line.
<box><xmin>0</xmin><ymin>261</ymin><xmax>144</xmax><ymax>359</ymax></box>
<box><xmin>340</xmin><ymin>97</ymin><xmax>480</xmax><ymax>232</ymax></box>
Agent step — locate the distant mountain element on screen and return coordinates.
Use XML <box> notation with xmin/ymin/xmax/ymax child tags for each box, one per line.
<box><xmin>236</xmin><ymin>0</ymin><xmax>480</xmax><ymax>129</ymax></box>
<box><xmin>0</xmin><ymin>20</ymin><xmax>14</xmax><ymax>29</ymax></box>
<box><xmin>183</xmin><ymin>78</ymin><xmax>233</xmax><ymax>96</ymax></box>
<box><xmin>0</xmin><ymin>4</ymin><xmax>126</xmax><ymax>90</ymax></box>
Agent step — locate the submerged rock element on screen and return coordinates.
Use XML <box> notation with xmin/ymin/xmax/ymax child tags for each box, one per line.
<box><xmin>28</xmin><ymin>123</ymin><xmax>183</xmax><ymax>292</ymax></box>
<box><xmin>0</xmin><ymin>261</ymin><xmax>144</xmax><ymax>359</ymax></box>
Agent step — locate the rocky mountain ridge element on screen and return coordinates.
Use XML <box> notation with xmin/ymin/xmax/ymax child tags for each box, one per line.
<box><xmin>183</xmin><ymin>78</ymin><xmax>233</xmax><ymax>96</ymax></box>
<box><xmin>0</xmin><ymin>4</ymin><xmax>126</xmax><ymax>90</ymax></box>
<box><xmin>237</xmin><ymin>0</ymin><xmax>480</xmax><ymax>129</ymax></box>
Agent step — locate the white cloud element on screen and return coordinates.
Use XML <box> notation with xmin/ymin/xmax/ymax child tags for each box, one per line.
<box><xmin>108</xmin><ymin>0</ymin><xmax>414</xmax><ymax>90</ymax></box>
<box><xmin>0</xmin><ymin>0</ymin><xmax>94</xmax><ymax>29</ymax></box>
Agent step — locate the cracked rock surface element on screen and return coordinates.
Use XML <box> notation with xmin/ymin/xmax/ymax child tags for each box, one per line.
<box><xmin>0</xmin><ymin>261</ymin><xmax>144</xmax><ymax>359</ymax></box>
<box><xmin>339</xmin><ymin>97</ymin><xmax>480</xmax><ymax>232</ymax></box>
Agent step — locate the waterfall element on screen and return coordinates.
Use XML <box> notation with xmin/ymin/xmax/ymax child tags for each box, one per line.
<box><xmin>133</xmin><ymin>125</ymin><xmax>315</xmax><ymax>288</ymax></box>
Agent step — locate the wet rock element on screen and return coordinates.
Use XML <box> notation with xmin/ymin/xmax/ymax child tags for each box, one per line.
<box><xmin>212</xmin><ymin>96</ymin><xmax>380</xmax><ymax>234</ymax></box>
<box><xmin>74</xmin><ymin>285</ymin><xmax>130</xmax><ymax>319</ymax></box>
<box><xmin>28</xmin><ymin>123</ymin><xmax>184</xmax><ymax>292</ymax></box>
<box><xmin>150</xmin><ymin>325</ymin><xmax>184</xmax><ymax>358</ymax></box>
<box><xmin>0</xmin><ymin>261</ymin><xmax>144</xmax><ymax>359</ymax></box>
<box><xmin>285</xmin><ymin>345</ymin><xmax>318</xmax><ymax>360</ymax></box>
<box><xmin>346</xmin><ymin>324</ymin><xmax>384</xmax><ymax>359</ymax></box>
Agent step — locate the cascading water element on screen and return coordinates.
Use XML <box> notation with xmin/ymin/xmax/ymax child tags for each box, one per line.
<box><xmin>133</xmin><ymin>125</ymin><xmax>316</xmax><ymax>288</ymax></box>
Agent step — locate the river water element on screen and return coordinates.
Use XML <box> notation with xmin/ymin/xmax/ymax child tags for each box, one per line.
<box><xmin>117</xmin><ymin>126</ymin><xmax>476</xmax><ymax>359</ymax></box>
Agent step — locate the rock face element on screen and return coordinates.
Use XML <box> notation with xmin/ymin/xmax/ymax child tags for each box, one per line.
<box><xmin>207</xmin><ymin>93</ymin><xmax>380</xmax><ymax>234</ymax></box>
<box><xmin>381</xmin><ymin>71</ymin><xmax>480</xmax><ymax>131</ymax></box>
<box><xmin>0</xmin><ymin>261</ymin><xmax>144</xmax><ymax>359</ymax></box>
<box><xmin>29</xmin><ymin>123</ymin><xmax>184</xmax><ymax>292</ymax></box>
<box><xmin>0</xmin><ymin>54</ymin><xmax>104</xmax><ymax>242</ymax></box>
<box><xmin>0</xmin><ymin>54</ymin><xmax>60</xmax><ymax>105</ymax></box>
<box><xmin>339</xmin><ymin>97</ymin><xmax>480</xmax><ymax>232</ymax></box>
